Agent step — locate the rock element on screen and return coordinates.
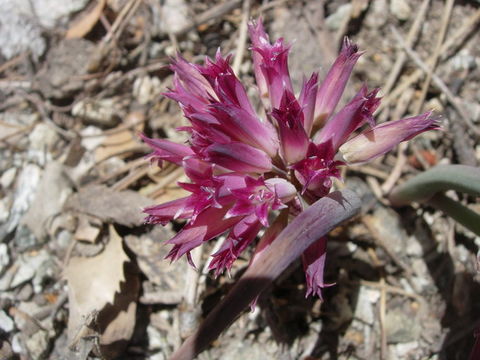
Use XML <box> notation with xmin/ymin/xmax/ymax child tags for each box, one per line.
<box><xmin>385</xmin><ymin>308</ymin><xmax>421</xmax><ymax>343</ymax></box>
<box><xmin>0</xmin><ymin>339</ymin><xmax>14</xmax><ymax>359</ymax></box>
<box><xmin>3</xmin><ymin>164</ymin><xmax>41</xmax><ymax>235</ymax></box>
<box><xmin>0</xmin><ymin>199</ymin><xmax>9</xmax><ymax>224</ymax></box>
<box><xmin>271</xmin><ymin>4</ymin><xmax>324</xmax><ymax>90</ymax></box>
<box><xmin>326</xmin><ymin>4</ymin><xmax>352</xmax><ymax>31</ymax></box>
<box><xmin>393</xmin><ymin>341</ymin><xmax>420</xmax><ymax>358</ymax></box>
<box><xmin>133</xmin><ymin>76</ymin><xmax>163</xmax><ymax>105</ymax></box>
<box><xmin>36</xmin><ymin>39</ymin><xmax>95</xmax><ymax>98</ymax></box>
<box><xmin>156</xmin><ymin>0</ymin><xmax>190</xmax><ymax>35</ymax></box>
<box><xmin>390</xmin><ymin>0</ymin><xmax>411</xmax><ymax>21</ymax></box>
<box><xmin>25</xmin><ymin>329</ymin><xmax>50</xmax><ymax>359</ymax></box>
<box><xmin>12</xmin><ymin>225</ymin><xmax>37</xmax><ymax>252</ymax></box>
<box><xmin>0</xmin><ymin>167</ymin><xmax>17</xmax><ymax>189</ymax></box>
<box><xmin>72</xmin><ymin>98</ymin><xmax>122</xmax><ymax>128</ymax></box>
<box><xmin>354</xmin><ymin>286</ymin><xmax>380</xmax><ymax>325</ymax></box>
<box><xmin>11</xmin><ymin>333</ymin><xmax>24</xmax><ymax>355</ymax></box>
<box><xmin>0</xmin><ymin>1</ymin><xmax>46</xmax><ymax>59</ymax></box>
<box><xmin>0</xmin><ymin>0</ymin><xmax>90</xmax><ymax>60</ymax></box>
<box><xmin>22</xmin><ymin>161</ymin><xmax>73</xmax><ymax>240</ymax></box>
<box><xmin>365</xmin><ymin>0</ymin><xmax>388</xmax><ymax>28</ymax></box>
<box><xmin>0</xmin><ymin>243</ymin><xmax>9</xmax><ymax>274</ymax></box>
<box><xmin>0</xmin><ymin>310</ymin><xmax>15</xmax><ymax>332</ymax></box>
<box><xmin>10</xmin><ymin>249</ymin><xmax>52</xmax><ymax>289</ymax></box>
<box><xmin>27</xmin><ymin>123</ymin><xmax>60</xmax><ymax>164</ymax></box>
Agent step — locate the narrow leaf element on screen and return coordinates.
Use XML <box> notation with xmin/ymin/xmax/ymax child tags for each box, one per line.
<box><xmin>169</xmin><ymin>189</ymin><xmax>361</xmax><ymax>360</ymax></box>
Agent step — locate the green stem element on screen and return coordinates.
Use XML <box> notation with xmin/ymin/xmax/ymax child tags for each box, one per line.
<box><xmin>389</xmin><ymin>165</ymin><xmax>480</xmax><ymax>206</ymax></box>
<box><xmin>427</xmin><ymin>193</ymin><xmax>480</xmax><ymax>236</ymax></box>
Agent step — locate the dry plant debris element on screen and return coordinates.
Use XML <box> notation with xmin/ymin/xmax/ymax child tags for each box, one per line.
<box><xmin>0</xmin><ymin>0</ymin><xmax>479</xmax><ymax>359</ymax></box>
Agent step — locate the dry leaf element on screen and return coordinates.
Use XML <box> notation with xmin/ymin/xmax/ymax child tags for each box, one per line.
<box><xmin>65</xmin><ymin>184</ymin><xmax>154</xmax><ymax>227</ymax></box>
<box><xmin>94</xmin><ymin>112</ymin><xmax>145</xmax><ymax>163</ymax></box>
<box><xmin>65</xmin><ymin>226</ymin><xmax>139</xmax><ymax>358</ymax></box>
<box><xmin>66</xmin><ymin>0</ymin><xmax>107</xmax><ymax>39</ymax></box>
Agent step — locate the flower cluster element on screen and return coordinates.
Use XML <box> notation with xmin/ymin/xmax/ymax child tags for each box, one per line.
<box><xmin>142</xmin><ymin>19</ymin><xmax>439</xmax><ymax>298</ymax></box>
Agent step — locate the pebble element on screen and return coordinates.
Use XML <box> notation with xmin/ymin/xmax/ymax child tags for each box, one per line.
<box><xmin>325</xmin><ymin>4</ymin><xmax>352</xmax><ymax>31</ymax></box>
<box><xmin>390</xmin><ymin>0</ymin><xmax>412</xmax><ymax>21</ymax></box>
<box><xmin>72</xmin><ymin>98</ymin><xmax>121</xmax><ymax>128</ymax></box>
<box><xmin>0</xmin><ymin>243</ymin><xmax>9</xmax><ymax>274</ymax></box>
<box><xmin>0</xmin><ymin>199</ymin><xmax>9</xmax><ymax>224</ymax></box>
<box><xmin>25</xmin><ymin>329</ymin><xmax>50</xmax><ymax>359</ymax></box>
<box><xmin>0</xmin><ymin>310</ymin><xmax>15</xmax><ymax>332</ymax></box>
<box><xmin>10</xmin><ymin>250</ymin><xmax>51</xmax><ymax>289</ymax></box>
<box><xmin>0</xmin><ymin>167</ymin><xmax>17</xmax><ymax>189</ymax></box>
<box><xmin>157</xmin><ymin>0</ymin><xmax>190</xmax><ymax>35</ymax></box>
<box><xmin>354</xmin><ymin>287</ymin><xmax>380</xmax><ymax>325</ymax></box>
<box><xmin>4</xmin><ymin>163</ymin><xmax>41</xmax><ymax>234</ymax></box>
<box><xmin>133</xmin><ymin>76</ymin><xmax>162</xmax><ymax>105</ymax></box>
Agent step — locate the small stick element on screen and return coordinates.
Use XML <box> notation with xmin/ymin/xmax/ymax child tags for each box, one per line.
<box><xmin>232</xmin><ymin>0</ymin><xmax>251</xmax><ymax>74</ymax></box>
<box><xmin>412</xmin><ymin>0</ymin><xmax>454</xmax><ymax>114</ymax></box>
<box><xmin>391</xmin><ymin>26</ymin><xmax>480</xmax><ymax>137</ymax></box>
<box><xmin>172</xmin><ymin>0</ymin><xmax>243</xmax><ymax>36</ymax></box>
<box><xmin>382</xmin><ymin>0</ymin><xmax>430</xmax><ymax>96</ymax></box>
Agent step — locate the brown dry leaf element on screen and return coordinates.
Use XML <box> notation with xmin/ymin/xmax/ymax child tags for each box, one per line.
<box><xmin>65</xmin><ymin>225</ymin><xmax>139</xmax><ymax>358</ymax></box>
<box><xmin>65</xmin><ymin>184</ymin><xmax>154</xmax><ymax>227</ymax></box>
<box><xmin>66</xmin><ymin>0</ymin><xmax>107</xmax><ymax>39</ymax></box>
<box><xmin>94</xmin><ymin>112</ymin><xmax>145</xmax><ymax>163</ymax></box>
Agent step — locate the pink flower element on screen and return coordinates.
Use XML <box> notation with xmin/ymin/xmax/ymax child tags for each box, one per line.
<box><xmin>142</xmin><ymin>18</ymin><xmax>438</xmax><ymax>298</ymax></box>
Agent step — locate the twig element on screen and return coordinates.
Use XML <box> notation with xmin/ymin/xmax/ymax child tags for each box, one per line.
<box><xmin>16</xmin><ymin>90</ymin><xmax>75</xmax><ymax>140</ymax></box>
<box><xmin>232</xmin><ymin>0</ymin><xmax>251</xmax><ymax>74</ymax></box>
<box><xmin>381</xmin><ymin>88</ymin><xmax>415</xmax><ymax>194</ymax></box>
<box><xmin>381</xmin><ymin>0</ymin><xmax>430</xmax><ymax>96</ymax></box>
<box><xmin>172</xmin><ymin>0</ymin><xmax>243</xmax><ymax>36</ymax></box>
<box><xmin>391</xmin><ymin>26</ymin><xmax>480</xmax><ymax>137</ymax></box>
<box><xmin>379</xmin><ymin>277</ymin><xmax>387</xmax><ymax>360</ymax></box>
<box><xmin>413</xmin><ymin>0</ymin><xmax>454</xmax><ymax>114</ymax></box>
<box><xmin>378</xmin><ymin>9</ymin><xmax>480</xmax><ymax>114</ymax></box>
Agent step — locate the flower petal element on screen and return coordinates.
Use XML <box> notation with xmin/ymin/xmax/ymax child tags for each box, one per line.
<box><xmin>298</xmin><ymin>72</ymin><xmax>319</xmax><ymax>136</ymax></box>
<box><xmin>339</xmin><ymin>111</ymin><xmax>440</xmax><ymax>164</ymax></box>
<box><xmin>165</xmin><ymin>206</ymin><xmax>242</xmax><ymax>262</ymax></box>
<box><xmin>248</xmin><ymin>19</ymin><xmax>293</xmax><ymax>109</ymax></box>
<box><xmin>270</xmin><ymin>90</ymin><xmax>310</xmax><ymax>164</ymax></box>
<box><xmin>207</xmin><ymin>103</ymin><xmax>279</xmax><ymax>157</ymax></box>
<box><xmin>209</xmin><ymin>214</ymin><xmax>262</xmax><ymax>276</ymax></box>
<box><xmin>314</xmin><ymin>86</ymin><xmax>381</xmax><ymax>150</ymax></box>
<box><xmin>302</xmin><ymin>237</ymin><xmax>333</xmax><ymax>298</ymax></box>
<box><xmin>314</xmin><ymin>38</ymin><xmax>362</xmax><ymax>126</ymax></box>
<box><xmin>206</xmin><ymin>142</ymin><xmax>273</xmax><ymax>173</ymax></box>
<box><xmin>141</xmin><ymin>133</ymin><xmax>194</xmax><ymax>166</ymax></box>
<box><xmin>144</xmin><ymin>197</ymin><xmax>192</xmax><ymax>225</ymax></box>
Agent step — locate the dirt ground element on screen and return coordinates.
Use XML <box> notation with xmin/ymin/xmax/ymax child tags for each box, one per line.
<box><xmin>0</xmin><ymin>0</ymin><xmax>480</xmax><ymax>359</ymax></box>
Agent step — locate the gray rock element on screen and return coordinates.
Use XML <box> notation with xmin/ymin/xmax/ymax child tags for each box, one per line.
<box><xmin>0</xmin><ymin>167</ymin><xmax>17</xmax><ymax>189</ymax></box>
<box><xmin>10</xmin><ymin>249</ymin><xmax>52</xmax><ymax>289</ymax></box>
<box><xmin>24</xmin><ymin>329</ymin><xmax>50</xmax><ymax>359</ymax></box>
<box><xmin>385</xmin><ymin>308</ymin><xmax>421</xmax><ymax>343</ymax></box>
<box><xmin>390</xmin><ymin>0</ymin><xmax>411</xmax><ymax>21</ymax></box>
<box><xmin>157</xmin><ymin>0</ymin><xmax>190</xmax><ymax>35</ymax></box>
<box><xmin>0</xmin><ymin>0</ymin><xmax>89</xmax><ymax>60</ymax></box>
<box><xmin>0</xmin><ymin>243</ymin><xmax>9</xmax><ymax>274</ymax></box>
<box><xmin>365</xmin><ymin>0</ymin><xmax>388</xmax><ymax>28</ymax></box>
<box><xmin>72</xmin><ymin>98</ymin><xmax>122</xmax><ymax>127</ymax></box>
<box><xmin>4</xmin><ymin>163</ymin><xmax>41</xmax><ymax>234</ymax></box>
<box><xmin>354</xmin><ymin>286</ymin><xmax>380</xmax><ymax>325</ymax></box>
<box><xmin>0</xmin><ymin>310</ymin><xmax>14</xmax><ymax>332</ymax></box>
<box><xmin>0</xmin><ymin>1</ymin><xmax>46</xmax><ymax>59</ymax></box>
<box><xmin>326</xmin><ymin>4</ymin><xmax>352</xmax><ymax>31</ymax></box>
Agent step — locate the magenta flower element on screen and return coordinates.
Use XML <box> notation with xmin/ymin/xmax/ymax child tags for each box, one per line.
<box><xmin>142</xmin><ymin>19</ymin><xmax>439</xmax><ymax>298</ymax></box>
